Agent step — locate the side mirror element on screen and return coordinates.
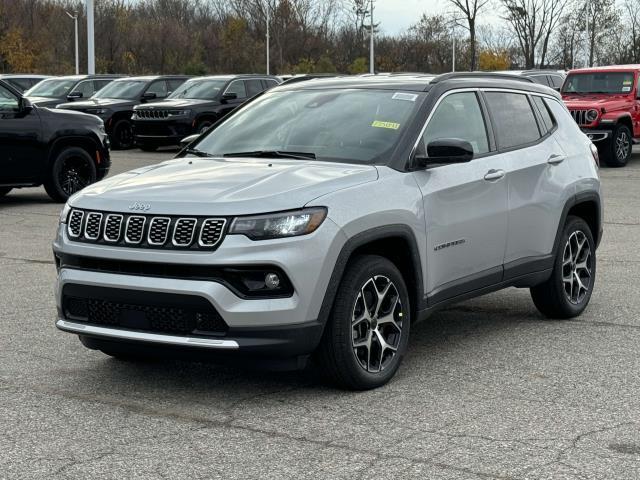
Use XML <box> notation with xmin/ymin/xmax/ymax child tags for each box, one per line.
<box><xmin>415</xmin><ymin>138</ymin><xmax>474</xmax><ymax>168</ymax></box>
<box><xmin>179</xmin><ymin>133</ymin><xmax>200</xmax><ymax>149</ymax></box>
<box><xmin>19</xmin><ymin>97</ymin><xmax>33</xmax><ymax>113</ymax></box>
<box><xmin>141</xmin><ymin>92</ymin><xmax>157</xmax><ymax>101</ymax></box>
<box><xmin>221</xmin><ymin>92</ymin><xmax>237</xmax><ymax>103</ymax></box>
<box><xmin>67</xmin><ymin>91</ymin><xmax>83</xmax><ymax>100</ymax></box>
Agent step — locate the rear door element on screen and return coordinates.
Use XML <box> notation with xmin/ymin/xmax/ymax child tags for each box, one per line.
<box><xmin>412</xmin><ymin>90</ymin><xmax>509</xmax><ymax>302</ymax></box>
<box><xmin>484</xmin><ymin>90</ymin><xmax>571</xmax><ymax>274</ymax></box>
<box><xmin>246</xmin><ymin>79</ymin><xmax>265</xmax><ymax>99</ymax></box>
<box><xmin>0</xmin><ymin>83</ymin><xmax>43</xmax><ymax>183</ymax></box>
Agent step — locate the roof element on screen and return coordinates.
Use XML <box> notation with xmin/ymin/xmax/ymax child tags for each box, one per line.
<box><xmin>111</xmin><ymin>75</ymin><xmax>191</xmax><ymax>82</ymax></box>
<box><xmin>182</xmin><ymin>74</ymin><xmax>279</xmax><ymax>82</ymax></box>
<box><xmin>275</xmin><ymin>72</ymin><xmax>558</xmax><ymax>96</ymax></box>
<box><xmin>0</xmin><ymin>74</ymin><xmax>50</xmax><ymax>79</ymax></box>
<box><xmin>568</xmin><ymin>65</ymin><xmax>640</xmax><ymax>73</ymax></box>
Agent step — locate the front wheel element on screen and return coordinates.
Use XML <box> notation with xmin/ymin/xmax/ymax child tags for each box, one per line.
<box><xmin>44</xmin><ymin>147</ymin><xmax>97</xmax><ymax>202</ymax></box>
<box><xmin>530</xmin><ymin>216</ymin><xmax>596</xmax><ymax>319</ymax></box>
<box><xmin>317</xmin><ymin>255</ymin><xmax>411</xmax><ymax>390</ymax></box>
<box><xmin>112</xmin><ymin>119</ymin><xmax>134</xmax><ymax>150</ymax></box>
<box><xmin>197</xmin><ymin>121</ymin><xmax>213</xmax><ymax>135</ymax></box>
<box><xmin>600</xmin><ymin>124</ymin><xmax>632</xmax><ymax>167</ymax></box>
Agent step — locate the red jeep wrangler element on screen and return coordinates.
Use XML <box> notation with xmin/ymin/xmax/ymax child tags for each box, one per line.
<box><xmin>562</xmin><ymin>65</ymin><xmax>639</xmax><ymax>167</ymax></box>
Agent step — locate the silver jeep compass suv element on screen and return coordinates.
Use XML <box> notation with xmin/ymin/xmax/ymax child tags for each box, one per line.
<box><xmin>53</xmin><ymin>73</ymin><xmax>603</xmax><ymax>390</ymax></box>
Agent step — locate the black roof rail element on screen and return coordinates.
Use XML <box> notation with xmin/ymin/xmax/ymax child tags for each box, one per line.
<box><xmin>431</xmin><ymin>72</ymin><xmax>535</xmax><ymax>84</ymax></box>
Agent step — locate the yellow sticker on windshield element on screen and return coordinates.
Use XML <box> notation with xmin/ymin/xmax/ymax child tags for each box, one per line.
<box><xmin>372</xmin><ymin>121</ymin><xmax>400</xmax><ymax>130</ymax></box>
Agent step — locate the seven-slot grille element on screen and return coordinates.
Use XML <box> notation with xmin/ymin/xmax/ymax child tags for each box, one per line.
<box><xmin>136</xmin><ymin>109</ymin><xmax>170</xmax><ymax>119</ymax></box>
<box><xmin>570</xmin><ymin>109</ymin><xmax>590</xmax><ymax>126</ymax></box>
<box><xmin>66</xmin><ymin>209</ymin><xmax>227</xmax><ymax>250</ymax></box>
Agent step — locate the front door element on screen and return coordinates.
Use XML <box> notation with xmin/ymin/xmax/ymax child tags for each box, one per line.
<box><xmin>0</xmin><ymin>84</ymin><xmax>42</xmax><ymax>184</ymax></box>
<box><xmin>411</xmin><ymin>90</ymin><xmax>509</xmax><ymax>304</ymax></box>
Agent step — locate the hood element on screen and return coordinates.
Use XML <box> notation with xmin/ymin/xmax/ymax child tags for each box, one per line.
<box><xmin>562</xmin><ymin>94</ymin><xmax>633</xmax><ymax>112</ymax></box>
<box><xmin>72</xmin><ymin>157</ymin><xmax>379</xmax><ymax>215</ymax></box>
<box><xmin>27</xmin><ymin>96</ymin><xmax>61</xmax><ymax>107</ymax></box>
<box><xmin>135</xmin><ymin>99</ymin><xmax>218</xmax><ymax>110</ymax></box>
<box><xmin>38</xmin><ymin>105</ymin><xmax>102</xmax><ymax>124</ymax></box>
<box><xmin>57</xmin><ymin>98</ymin><xmax>134</xmax><ymax>110</ymax></box>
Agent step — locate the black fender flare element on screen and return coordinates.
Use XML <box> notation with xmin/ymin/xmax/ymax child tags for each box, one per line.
<box><xmin>552</xmin><ymin>191</ymin><xmax>602</xmax><ymax>256</ymax></box>
<box><xmin>316</xmin><ymin>224</ymin><xmax>425</xmax><ymax>329</ymax></box>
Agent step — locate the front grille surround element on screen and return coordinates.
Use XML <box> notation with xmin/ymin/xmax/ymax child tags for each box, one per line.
<box><xmin>84</xmin><ymin>212</ymin><xmax>103</xmax><ymax>240</ymax></box>
<box><xmin>135</xmin><ymin>109</ymin><xmax>170</xmax><ymax>120</ymax></box>
<box><xmin>569</xmin><ymin>109</ymin><xmax>592</xmax><ymax>126</ymax></box>
<box><xmin>66</xmin><ymin>209</ymin><xmax>227</xmax><ymax>251</ymax></box>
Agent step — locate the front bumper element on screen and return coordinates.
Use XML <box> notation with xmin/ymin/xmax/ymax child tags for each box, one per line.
<box><xmin>132</xmin><ymin>119</ymin><xmax>194</xmax><ymax>147</ymax></box>
<box><xmin>53</xmin><ymin>219</ymin><xmax>345</xmax><ymax>358</ymax></box>
<box><xmin>581</xmin><ymin>129</ymin><xmax>611</xmax><ymax>143</ymax></box>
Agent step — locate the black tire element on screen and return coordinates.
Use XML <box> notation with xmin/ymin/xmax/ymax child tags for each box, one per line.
<box><xmin>112</xmin><ymin>119</ymin><xmax>134</xmax><ymax>150</ymax></box>
<box><xmin>531</xmin><ymin>216</ymin><xmax>596</xmax><ymax>319</ymax></box>
<box><xmin>600</xmin><ymin>124</ymin><xmax>632</xmax><ymax>167</ymax></box>
<box><xmin>0</xmin><ymin>187</ymin><xmax>12</xmax><ymax>197</ymax></box>
<box><xmin>139</xmin><ymin>144</ymin><xmax>158</xmax><ymax>152</ymax></box>
<box><xmin>197</xmin><ymin>121</ymin><xmax>213</xmax><ymax>135</ymax></box>
<box><xmin>316</xmin><ymin>255</ymin><xmax>411</xmax><ymax>390</ymax></box>
<box><xmin>44</xmin><ymin>147</ymin><xmax>97</xmax><ymax>202</ymax></box>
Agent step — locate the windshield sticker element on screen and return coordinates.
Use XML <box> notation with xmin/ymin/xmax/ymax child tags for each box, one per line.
<box><xmin>392</xmin><ymin>92</ymin><xmax>418</xmax><ymax>102</ymax></box>
<box><xmin>372</xmin><ymin>120</ymin><xmax>401</xmax><ymax>130</ymax></box>
<box><xmin>623</xmin><ymin>79</ymin><xmax>633</xmax><ymax>85</ymax></box>
<box><xmin>623</xmin><ymin>86</ymin><xmax>631</xmax><ymax>92</ymax></box>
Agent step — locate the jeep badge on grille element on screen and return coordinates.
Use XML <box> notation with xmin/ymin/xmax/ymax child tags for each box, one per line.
<box><xmin>129</xmin><ymin>202</ymin><xmax>151</xmax><ymax>211</ymax></box>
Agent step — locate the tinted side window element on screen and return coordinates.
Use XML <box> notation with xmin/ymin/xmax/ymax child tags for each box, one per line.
<box><xmin>485</xmin><ymin>92</ymin><xmax>541</xmax><ymax>149</ymax></box>
<box><xmin>264</xmin><ymin>79</ymin><xmax>279</xmax><ymax>89</ymax></box>
<box><xmin>548</xmin><ymin>75</ymin><xmax>564</xmax><ymax>89</ymax></box>
<box><xmin>94</xmin><ymin>80</ymin><xmax>112</xmax><ymax>92</ymax></box>
<box><xmin>422</xmin><ymin>91</ymin><xmax>489</xmax><ymax>155</ymax></box>
<box><xmin>8</xmin><ymin>79</ymin><xmax>30</xmax><ymax>91</ymax></box>
<box><xmin>531</xmin><ymin>96</ymin><xmax>556</xmax><ymax>133</ymax></box>
<box><xmin>0</xmin><ymin>84</ymin><xmax>19</xmax><ymax>110</ymax></box>
<box><xmin>146</xmin><ymin>80</ymin><xmax>168</xmax><ymax>98</ymax></box>
<box><xmin>246</xmin><ymin>79</ymin><xmax>264</xmax><ymax>97</ymax></box>
<box><xmin>71</xmin><ymin>80</ymin><xmax>95</xmax><ymax>98</ymax></box>
<box><xmin>225</xmin><ymin>80</ymin><xmax>247</xmax><ymax>99</ymax></box>
<box><xmin>168</xmin><ymin>79</ymin><xmax>186</xmax><ymax>93</ymax></box>
<box><xmin>529</xmin><ymin>75</ymin><xmax>550</xmax><ymax>86</ymax></box>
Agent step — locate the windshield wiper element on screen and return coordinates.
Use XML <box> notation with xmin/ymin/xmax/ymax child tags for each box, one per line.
<box><xmin>223</xmin><ymin>150</ymin><xmax>316</xmax><ymax>160</ymax></box>
<box><xmin>185</xmin><ymin>147</ymin><xmax>214</xmax><ymax>157</ymax></box>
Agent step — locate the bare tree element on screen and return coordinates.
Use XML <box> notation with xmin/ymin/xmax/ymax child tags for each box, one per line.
<box><xmin>447</xmin><ymin>0</ymin><xmax>489</xmax><ymax>70</ymax></box>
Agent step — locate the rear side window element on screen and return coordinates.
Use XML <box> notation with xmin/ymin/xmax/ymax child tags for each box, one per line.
<box><xmin>528</xmin><ymin>75</ymin><xmax>549</xmax><ymax>86</ymax></box>
<box><xmin>94</xmin><ymin>79</ymin><xmax>112</xmax><ymax>92</ymax></box>
<box><xmin>531</xmin><ymin>96</ymin><xmax>556</xmax><ymax>133</ymax></box>
<box><xmin>485</xmin><ymin>92</ymin><xmax>541</xmax><ymax>149</ymax></box>
<box><xmin>246</xmin><ymin>79</ymin><xmax>264</xmax><ymax>97</ymax></box>
<box><xmin>167</xmin><ymin>79</ymin><xmax>186</xmax><ymax>93</ymax></box>
<box><xmin>422</xmin><ymin>91</ymin><xmax>489</xmax><ymax>155</ymax></box>
<box><xmin>225</xmin><ymin>80</ymin><xmax>247</xmax><ymax>99</ymax></box>
<box><xmin>548</xmin><ymin>75</ymin><xmax>564</xmax><ymax>89</ymax></box>
<box><xmin>264</xmin><ymin>79</ymin><xmax>279</xmax><ymax>89</ymax></box>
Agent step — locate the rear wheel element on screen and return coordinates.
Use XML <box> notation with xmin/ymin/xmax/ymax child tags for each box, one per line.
<box><xmin>112</xmin><ymin>119</ymin><xmax>134</xmax><ymax>150</ymax></box>
<box><xmin>317</xmin><ymin>255</ymin><xmax>410</xmax><ymax>390</ymax></box>
<box><xmin>530</xmin><ymin>216</ymin><xmax>596</xmax><ymax>319</ymax></box>
<box><xmin>0</xmin><ymin>187</ymin><xmax>12</xmax><ymax>197</ymax></box>
<box><xmin>600</xmin><ymin>124</ymin><xmax>632</xmax><ymax>167</ymax></box>
<box><xmin>44</xmin><ymin>147</ymin><xmax>97</xmax><ymax>202</ymax></box>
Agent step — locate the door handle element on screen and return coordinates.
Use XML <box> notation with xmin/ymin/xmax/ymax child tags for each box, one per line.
<box><xmin>484</xmin><ymin>169</ymin><xmax>505</xmax><ymax>181</ymax></box>
<box><xmin>548</xmin><ymin>154</ymin><xmax>566</xmax><ymax>165</ymax></box>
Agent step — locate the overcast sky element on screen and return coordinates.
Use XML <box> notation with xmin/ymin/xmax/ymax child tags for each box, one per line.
<box><xmin>374</xmin><ymin>0</ymin><xmax>449</xmax><ymax>34</ymax></box>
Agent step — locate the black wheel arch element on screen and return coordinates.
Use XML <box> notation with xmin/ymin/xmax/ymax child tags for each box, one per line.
<box><xmin>553</xmin><ymin>191</ymin><xmax>603</xmax><ymax>256</ymax></box>
<box><xmin>317</xmin><ymin>225</ymin><xmax>426</xmax><ymax>330</ymax></box>
<box><xmin>47</xmin><ymin>135</ymin><xmax>101</xmax><ymax>175</ymax></box>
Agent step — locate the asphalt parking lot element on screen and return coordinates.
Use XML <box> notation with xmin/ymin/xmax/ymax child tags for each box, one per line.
<box><xmin>1</xmin><ymin>148</ymin><xmax>640</xmax><ymax>479</ymax></box>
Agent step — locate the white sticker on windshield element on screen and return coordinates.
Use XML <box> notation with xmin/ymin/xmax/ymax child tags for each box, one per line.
<box><xmin>623</xmin><ymin>86</ymin><xmax>631</xmax><ymax>92</ymax></box>
<box><xmin>393</xmin><ymin>92</ymin><xmax>418</xmax><ymax>102</ymax></box>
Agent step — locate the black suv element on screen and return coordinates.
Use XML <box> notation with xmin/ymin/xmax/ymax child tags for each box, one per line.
<box><xmin>0</xmin><ymin>74</ymin><xmax>50</xmax><ymax>93</ymax></box>
<box><xmin>132</xmin><ymin>75</ymin><xmax>280</xmax><ymax>150</ymax></box>
<box><xmin>56</xmin><ymin>75</ymin><xmax>190</xmax><ymax>149</ymax></box>
<box><xmin>0</xmin><ymin>80</ymin><xmax>110</xmax><ymax>202</ymax></box>
<box><xmin>24</xmin><ymin>75</ymin><xmax>124</xmax><ymax>107</ymax></box>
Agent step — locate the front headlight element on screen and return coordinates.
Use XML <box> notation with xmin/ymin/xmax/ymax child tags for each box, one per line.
<box><xmin>586</xmin><ymin>109</ymin><xmax>599</xmax><ymax>123</ymax></box>
<box><xmin>229</xmin><ymin>207</ymin><xmax>327</xmax><ymax>240</ymax></box>
<box><xmin>167</xmin><ymin>109</ymin><xmax>192</xmax><ymax>117</ymax></box>
<box><xmin>87</xmin><ymin>108</ymin><xmax>109</xmax><ymax>115</ymax></box>
<box><xmin>59</xmin><ymin>202</ymin><xmax>71</xmax><ymax>224</ymax></box>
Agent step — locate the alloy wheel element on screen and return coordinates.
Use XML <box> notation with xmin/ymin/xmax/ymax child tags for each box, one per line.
<box><xmin>59</xmin><ymin>156</ymin><xmax>92</xmax><ymax>196</ymax></box>
<box><xmin>351</xmin><ymin>275</ymin><xmax>404</xmax><ymax>373</ymax></box>
<box><xmin>562</xmin><ymin>230</ymin><xmax>593</xmax><ymax>305</ymax></box>
<box><xmin>616</xmin><ymin>130</ymin><xmax>630</xmax><ymax>161</ymax></box>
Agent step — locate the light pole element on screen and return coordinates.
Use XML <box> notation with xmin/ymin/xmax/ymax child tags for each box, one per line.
<box><xmin>369</xmin><ymin>0</ymin><xmax>375</xmax><ymax>74</ymax></box>
<box><xmin>265</xmin><ymin>1</ymin><xmax>270</xmax><ymax>75</ymax></box>
<box><xmin>585</xmin><ymin>0</ymin><xmax>590</xmax><ymax>67</ymax></box>
<box><xmin>66</xmin><ymin>11</ymin><xmax>79</xmax><ymax>74</ymax></box>
<box><xmin>86</xmin><ymin>0</ymin><xmax>95</xmax><ymax>74</ymax></box>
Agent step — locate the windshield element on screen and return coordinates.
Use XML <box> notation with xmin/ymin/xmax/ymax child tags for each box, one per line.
<box><xmin>94</xmin><ymin>80</ymin><xmax>146</xmax><ymax>99</ymax></box>
<box><xmin>195</xmin><ymin>89</ymin><xmax>425</xmax><ymax>164</ymax></box>
<box><xmin>168</xmin><ymin>79</ymin><xmax>227</xmax><ymax>100</ymax></box>
<box><xmin>562</xmin><ymin>72</ymin><xmax>635</xmax><ymax>94</ymax></box>
<box><xmin>25</xmin><ymin>78</ymin><xmax>76</xmax><ymax>97</ymax></box>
